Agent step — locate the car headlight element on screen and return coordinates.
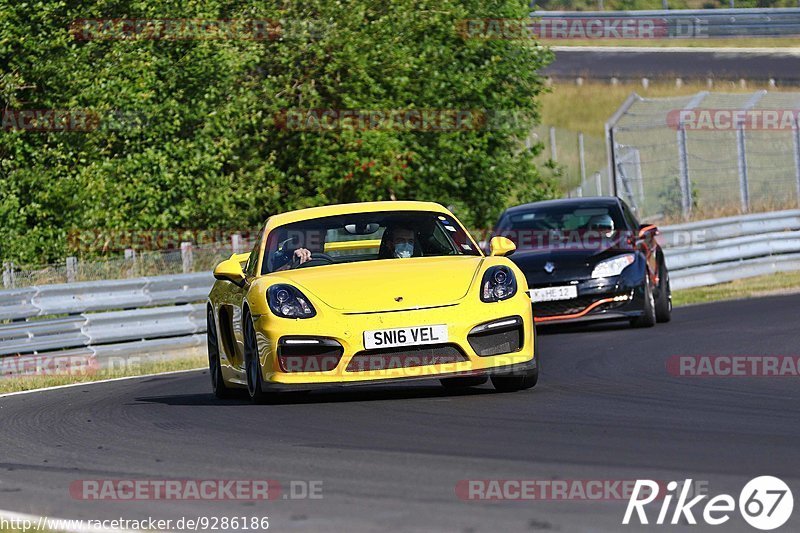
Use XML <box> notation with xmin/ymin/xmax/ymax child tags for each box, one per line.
<box><xmin>480</xmin><ymin>266</ymin><xmax>517</xmax><ymax>302</ymax></box>
<box><xmin>591</xmin><ymin>254</ymin><xmax>635</xmax><ymax>278</ymax></box>
<box><xmin>267</xmin><ymin>284</ymin><xmax>316</xmax><ymax>318</ymax></box>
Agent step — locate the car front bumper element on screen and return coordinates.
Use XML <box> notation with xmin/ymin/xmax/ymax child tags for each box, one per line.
<box><xmin>531</xmin><ymin>273</ymin><xmax>647</xmax><ymax>325</ymax></box>
<box><xmin>249</xmin><ymin>295</ymin><xmax>536</xmax><ymax>387</ymax></box>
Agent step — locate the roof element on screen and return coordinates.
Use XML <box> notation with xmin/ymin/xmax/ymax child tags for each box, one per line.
<box><xmin>501</xmin><ymin>197</ymin><xmax>621</xmax><ymax>217</ymax></box>
<box><xmin>265</xmin><ymin>201</ymin><xmax>450</xmax><ymax>229</ymax></box>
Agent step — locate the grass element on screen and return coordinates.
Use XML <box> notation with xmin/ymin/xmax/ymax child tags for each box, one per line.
<box><xmin>672</xmin><ymin>270</ymin><xmax>800</xmax><ymax>306</ymax></box>
<box><xmin>539</xmin><ymin>79</ymin><xmax>785</xmax><ymax>137</ymax></box>
<box><xmin>0</xmin><ymin>355</ymin><xmax>206</xmax><ymax>395</ymax></box>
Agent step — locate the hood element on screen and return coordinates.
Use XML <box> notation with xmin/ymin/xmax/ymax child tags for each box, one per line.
<box><xmin>510</xmin><ymin>243</ymin><xmax>630</xmax><ymax>283</ymax></box>
<box><xmin>272</xmin><ymin>256</ymin><xmax>484</xmax><ymax>313</ymax></box>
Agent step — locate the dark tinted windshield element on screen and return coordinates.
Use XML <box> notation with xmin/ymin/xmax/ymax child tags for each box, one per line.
<box><xmin>495</xmin><ymin>203</ymin><xmax>628</xmax><ymax>250</ymax></box>
<box><xmin>263</xmin><ymin>210</ymin><xmax>479</xmax><ymax>273</ymax></box>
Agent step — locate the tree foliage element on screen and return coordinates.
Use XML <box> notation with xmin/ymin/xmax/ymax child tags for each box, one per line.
<box><xmin>0</xmin><ymin>0</ymin><xmax>554</xmax><ymax>264</ymax></box>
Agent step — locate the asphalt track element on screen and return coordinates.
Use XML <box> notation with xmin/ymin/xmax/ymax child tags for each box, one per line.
<box><xmin>543</xmin><ymin>47</ymin><xmax>800</xmax><ymax>83</ymax></box>
<box><xmin>1</xmin><ymin>294</ymin><xmax>799</xmax><ymax>532</ymax></box>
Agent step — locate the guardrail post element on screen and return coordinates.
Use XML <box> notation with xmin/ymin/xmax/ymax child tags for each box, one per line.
<box><xmin>595</xmin><ymin>172</ymin><xmax>603</xmax><ymax>196</ymax></box>
<box><xmin>181</xmin><ymin>242</ymin><xmax>193</xmax><ymax>273</ymax></box>
<box><xmin>549</xmin><ymin>126</ymin><xmax>557</xmax><ymax>161</ymax></box>
<box><xmin>66</xmin><ymin>256</ymin><xmax>77</xmax><ymax>283</ymax></box>
<box><xmin>232</xmin><ymin>233</ymin><xmax>243</xmax><ymax>254</ymax></box>
<box><xmin>3</xmin><ymin>262</ymin><xmax>15</xmax><ymax>289</ymax></box>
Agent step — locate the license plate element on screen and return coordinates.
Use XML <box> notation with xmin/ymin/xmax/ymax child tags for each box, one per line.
<box><xmin>363</xmin><ymin>325</ymin><xmax>448</xmax><ymax>350</ymax></box>
<box><xmin>529</xmin><ymin>285</ymin><xmax>578</xmax><ymax>303</ymax></box>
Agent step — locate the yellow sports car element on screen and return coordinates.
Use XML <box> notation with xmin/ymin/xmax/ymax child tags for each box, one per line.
<box><xmin>207</xmin><ymin>201</ymin><xmax>538</xmax><ymax>401</ymax></box>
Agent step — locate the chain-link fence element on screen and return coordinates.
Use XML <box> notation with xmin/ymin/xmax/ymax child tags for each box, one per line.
<box><xmin>2</xmin><ymin>234</ymin><xmax>255</xmax><ymax>289</ymax></box>
<box><xmin>608</xmin><ymin>90</ymin><xmax>800</xmax><ymax>222</ymax></box>
<box><xmin>529</xmin><ymin>125</ymin><xmax>613</xmax><ymax>197</ymax></box>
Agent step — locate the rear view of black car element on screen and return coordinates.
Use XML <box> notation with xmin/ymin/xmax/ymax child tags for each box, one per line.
<box><xmin>493</xmin><ymin>197</ymin><xmax>671</xmax><ymax>327</ymax></box>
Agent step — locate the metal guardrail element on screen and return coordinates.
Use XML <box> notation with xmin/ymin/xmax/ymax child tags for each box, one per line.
<box><xmin>0</xmin><ymin>273</ymin><xmax>214</xmax><ymax>376</ymax></box>
<box><xmin>660</xmin><ymin>210</ymin><xmax>800</xmax><ymax>290</ymax></box>
<box><xmin>0</xmin><ymin>304</ymin><xmax>205</xmax><ymax>356</ymax></box>
<box><xmin>0</xmin><ymin>272</ymin><xmax>211</xmax><ymax>321</ymax></box>
<box><xmin>532</xmin><ymin>8</ymin><xmax>800</xmax><ymax>38</ymax></box>
<box><xmin>1</xmin><ymin>210</ymin><xmax>799</xmax><ymax>375</ymax></box>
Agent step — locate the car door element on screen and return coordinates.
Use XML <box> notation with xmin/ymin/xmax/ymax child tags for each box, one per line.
<box><xmin>215</xmin><ymin>229</ymin><xmax>263</xmax><ymax>379</ymax></box>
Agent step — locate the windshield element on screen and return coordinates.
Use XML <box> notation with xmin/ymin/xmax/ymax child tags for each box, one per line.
<box><xmin>495</xmin><ymin>204</ymin><xmax>627</xmax><ymax>250</ymax></box>
<box><xmin>262</xmin><ymin>210</ymin><xmax>479</xmax><ymax>273</ymax></box>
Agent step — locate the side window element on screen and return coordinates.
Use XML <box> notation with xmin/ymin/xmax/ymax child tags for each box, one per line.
<box><xmin>620</xmin><ymin>202</ymin><xmax>639</xmax><ymax>231</ymax></box>
<box><xmin>244</xmin><ymin>227</ymin><xmax>264</xmax><ymax>277</ymax></box>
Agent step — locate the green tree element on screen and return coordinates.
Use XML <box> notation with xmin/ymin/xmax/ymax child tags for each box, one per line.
<box><xmin>0</xmin><ymin>0</ymin><xmax>554</xmax><ymax>265</ymax></box>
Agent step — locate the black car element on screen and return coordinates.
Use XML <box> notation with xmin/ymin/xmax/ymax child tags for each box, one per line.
<box><xmin>492</xmin><ymin>197</ymin><xmax>671</xmax><ymax>327</ymax></box>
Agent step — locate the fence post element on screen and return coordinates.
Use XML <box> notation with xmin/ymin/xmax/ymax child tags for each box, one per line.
<box><xmin>735</xmin><ymin>124</ymin><xmax>750</xmax><ymax>213</ymax></box>
<box><xmin>677</xmin><ymin>124</ymin><xmax>692</xmax><ymax>219</ymax></box>
<box><xmin>66</xmin><ymin>256</ymin><xmax>77</xmax><ymax>283</ymax></box>
<box><xmin>578</xmin><ymin>132</ymin><xmax>586</xmax><ymax>185</ymax></box>
<box><xmin>675</xmin><ymin>91</ymin><xmax>709</xmax><ymax>220</ymax></box>
<box><xmin>232</xmin><ymin>233</ymin><xmax>243</xmax><ymax>254</ymax></box>
<box><xmin>734</xmin><ymin>91</ymin><xmax>766</xmax><ymax>214</ymax></box>
<box><xmin>605</xmin><ymin>93</ymin><xmax>640</xmax><ymax>198</ymax></box>
<box><xmin>181</xmin><ymin>242</ymin><xmax>193</xmax><ymax>274</ymax></box>
<box><xmin>3</xmin><ymin>262</ymin><xmax>15</xmax><ymax>289</ymax></box>
<box><xmin>124</xmin><ymin>248</ymin><xmax>137</xmax><ymax>277</ymax></box>
<box><xmin>549</xmin><ymin>126</ymin><xmax>557</xmax><ymax>161</ymax></box>
<box><xmin>793</xmin><ymin>116</ymin><xmax>800</xmax><ymax>207</ymax></box>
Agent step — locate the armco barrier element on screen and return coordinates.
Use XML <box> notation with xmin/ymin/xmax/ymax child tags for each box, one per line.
<box><xmin>531</xmin><ymin>8</ymin><xmax>800</xmax><ymax>39</ymax></box>
<box><xmin>659</xmin><ymin>210</ymin><xmax>800</xmax><ymax>290</ymax></box>
<box><xmin>1</xmin><ymin>211</ymin><xmax>799</xmax><ymax>375</ymax></box>
<box><xmin>0</xmin><ymin>272</ymin><xmax>214</xmax><ymax>376</ymax></box>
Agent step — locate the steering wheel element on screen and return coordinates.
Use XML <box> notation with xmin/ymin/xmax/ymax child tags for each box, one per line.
<box><xmin>291</xmin><ymin>251</ymin><xmax>336</xmax><ymax>269</ymax></box>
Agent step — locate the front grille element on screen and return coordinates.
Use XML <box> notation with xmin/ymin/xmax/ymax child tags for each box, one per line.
<box><xmin>278</xmin><ymin>338</ymin><xmax>343</xmax><ymax>372</ymax></box>
<box><xmin>346</xmin><ymin>344</ymin><xmax>467</xmax><ymax>372</ymax></box>
<box><xmin>467</xmin><ymin>318</ymin><xmax>523</xmax><ymax>356</ymax></box>
<box><xmin>533</xmin><ymin>294</ymin><xmax>628</xmax><ymax>318</ymax></box>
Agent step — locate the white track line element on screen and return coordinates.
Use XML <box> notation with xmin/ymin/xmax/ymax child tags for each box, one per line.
<box><xmin>551</xmin><ymin>45</ymin><xmax>800</xmax><ymax>55</ymax></box>
<box><xmin>0</xmin><ymin>368</ymin><xmax>205</xmax><ymax>399</ymax></box>
<box><xmin>0</xmin><ymin>508</ymin><xmax>142</xmax><ymax>533</ymax></box>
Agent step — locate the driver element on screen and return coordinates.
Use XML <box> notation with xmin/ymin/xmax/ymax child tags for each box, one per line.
<box><xmin>378</xmin><ymin>226</ymin><xmax>416</xmax><ymax>259</ymax></box>
<box><xmin>271</xmin><ymin>233</ymin><xmax>316</xmax><ymax>271</ymax></box>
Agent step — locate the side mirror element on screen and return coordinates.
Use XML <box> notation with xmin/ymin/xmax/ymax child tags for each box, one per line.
<box><xmin>489</xmin><ymin>236</ymin><xmax>516</xmax><ymax>257</ymax></box>
<box><xmin>213</xmin><ymin>258</ymin><xmax>246</xmax><ymax>286</ymax></box>
<box><xmin>638</xmin><ymin>224</ymin><xmax>658</xmax><ymax>238</ymax></box>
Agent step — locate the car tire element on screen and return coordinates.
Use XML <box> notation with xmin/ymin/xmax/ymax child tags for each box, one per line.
<box><xmin>244</xmin><ymin>309</ymin><xmax>272</xmax><ymax>404</ymax></box>
<box><xmin>491</xmin><ymin>365</ymin><xmax>538</xmax><ymax>392</ymax></box>
<box><xmin>440</xmin><ymin>376</ymin><xmax>488</xmax><ymax>389</ymax></box>
<box><xmin>631</xmin><ymin>274</ymin><xmax>656</xmax><ymax>328</ymax></box>
<box><xmin>655</xmin><ymin>255</ymin><xmax>672</xmax><ymax>323</ymax></box>
<box><xmin>207</xmin><ymin>307</ymin><xmax>232</xmax><ymax>399</ymax></box>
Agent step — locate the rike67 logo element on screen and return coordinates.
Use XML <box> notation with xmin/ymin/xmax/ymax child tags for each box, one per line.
<box><xmin>624</xmin><ymin>477</ymin><xmax>793</xmax><ymax>530</ymax></box>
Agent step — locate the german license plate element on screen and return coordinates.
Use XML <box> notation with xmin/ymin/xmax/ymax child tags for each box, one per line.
<box><xmin>363</xmin><ymin>325</ymin><xmax>448</xmax><ymax>350</ymax></box>
<box><xmin>529</xmin><ymin>285</ymin><xmax>578</xmax><ymax>303</ymax></box>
